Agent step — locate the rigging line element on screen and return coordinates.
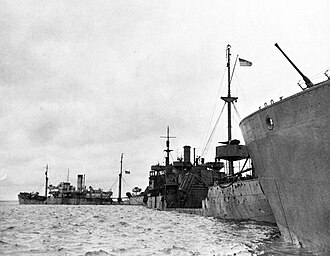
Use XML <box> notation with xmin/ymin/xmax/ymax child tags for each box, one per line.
<box><xmin>122</xmin><ymin>177</ymin><xmax>130</xmax><ymax>187</ymax></box>
<box><xmin>158</xmin><ymin>150</ymin><xmax>167</xmax><ymax>165</ymax></box>
<box><xmin>230</xmin><ymin>55</ymin><xmax>239</xmax><ymax>85</ymax></box>
<box><xmin>234</xmin><ymin>72</ymin><xmax>251</xmax><ymax>113</ymax></box>
<box><xmin>122</xmin><ymin>177</ymin><xmax>132</xmax><ymax>193</ymax></box>
<box><xmin>200</xmin><ymin>65</ymin><xmax>227</xmax><ymax>152</ymax></box>
<box><xmin>38</xmin><ymin>184</ymin><xmax>44</xmax><ymax>193</ymax></box>
<box><xmin>232</xmin><ymin>102</ymin><xmax>242</xmax><ymax>139</ymax></box>
<box><xmin>201</xmin><ymin>102</ymin><xmax>226</xmax><ymax>157</ymax></box>
<box><xmin>232</xmin><ymin>102</ymin><xmax>241</xmax><ymax>120</ymax></box>
<box><xmin>110</xmin><ymin>177</ymin><xmax>118</xmax><ymax>190</ymax></box>
<box><xmin>310</xmin><ymin>67</ymin><xmax>330</xmax><ymax>79</ymax></box>
<box><xmin>159</xmin><ymin>151</ymin><xmax>165</xmax><ymax>165</ymax></box>
<box><xmin>170</xmin><ymin>152</ymin><xmax>174</xmax><ymax>163</ymax></box>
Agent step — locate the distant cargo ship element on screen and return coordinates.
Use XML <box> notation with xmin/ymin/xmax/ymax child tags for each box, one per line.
<box><xmin>46</xmin><ymin>174</ymin><xmax>113</xmax><ymax>205</ymax></box>
<box><xmin>18</xmin><ymin>165</ymin><xmax>113</xmax><ymax>205</ymax></box>
<box><xmin>239</xmin><ymin>44</ymin><xmax>330</xmax><ymax>254</ymax></box>
<box><xmin>18</xmin><ymin>162</ymin><xmax>146</xmax><ymax>206</ymax></box>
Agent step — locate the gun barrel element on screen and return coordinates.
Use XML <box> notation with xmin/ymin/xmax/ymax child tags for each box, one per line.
<box><xmin>275</xmin><ymin>43</ymin><xmax>314</xmax><ymax>88</ymax></box>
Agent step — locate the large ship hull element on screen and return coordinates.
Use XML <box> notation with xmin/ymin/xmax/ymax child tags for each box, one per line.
<box><xmin>146</xmin><ymin>179</ymin><xmax>276</xmax><ymax>223</ymax></box>
<box><xmin>239</xmin><ymin>80</ymin><xmax>330</xmax><ymax>253</ymax></box>
<box><xmin>203</xmin><ymin>179</ymin><xmax>275</xmax><ymax>223</ymax></box>
<box><xmin>18</xmin><ymin>193</ymin><xmax>47</xmax><ymax>204</ymax></box>
<box><xmin>18</xmin><ymin>196</ymin><xmax>113</xmax><ymax>205</ymax></box>
<box><xmin>45</xmin><ymin>197</ymin><xmax>112</xmax><ymax>205</ymax></box>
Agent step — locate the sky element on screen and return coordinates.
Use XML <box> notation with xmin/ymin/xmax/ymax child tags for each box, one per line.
<box><xmin>0</xmin><ymin>0</ymin><xmax>329</xmax><ymax>200</ymax></box>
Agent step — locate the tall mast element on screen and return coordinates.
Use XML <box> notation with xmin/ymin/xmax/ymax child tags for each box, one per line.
<box><xmin>118</xmin><ymin>153</ymin><xmax>123</xmax><ymax>203</ymax></box>
<box><xmin>227</xmin><ymin>45</ymin><xmax>232</xmax><ymax>142</ymax></box>
<box><xmin>45</xmin><ymin>164</ymin><xmax>49</xmax><ymax>197</ymax></box>
<box><xmin>221</xmin><ymin>45</ymin><xmax>238</xmax><ymax>176</ymax></box>
<box><xmin>160</xmin><ymin>126</ymin><xmax>175</xmax><ymax>166</ymax></box>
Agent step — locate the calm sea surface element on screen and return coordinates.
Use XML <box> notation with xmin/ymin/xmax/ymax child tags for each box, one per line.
<box><xmin>0</xmin><ymin>201</ymin><xmax>315</xmax><ymax>256</ymax></box>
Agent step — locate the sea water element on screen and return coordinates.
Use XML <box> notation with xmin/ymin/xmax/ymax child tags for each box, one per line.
<box><xmin>0</xmin><ymin>201</ymin><xmax>315</xmax><ymax>256</ymax></box>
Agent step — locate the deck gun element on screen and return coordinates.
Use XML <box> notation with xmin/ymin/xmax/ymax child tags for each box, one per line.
<box><xmin>275</xmin><ymin>43</ymin><xmax>314</xmax><ymax>89</ymax></box>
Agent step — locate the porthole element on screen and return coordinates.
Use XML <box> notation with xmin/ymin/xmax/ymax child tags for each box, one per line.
<box><xmin>266</xmin><ymin>116</ymin><xmax>274</xmax><ymax>130</ymax></box>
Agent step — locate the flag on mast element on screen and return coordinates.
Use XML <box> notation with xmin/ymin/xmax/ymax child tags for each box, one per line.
<box><xmin>239</xmin><ymin>58</ymin><xmax>252</xmax><ymax>66</ymax></box>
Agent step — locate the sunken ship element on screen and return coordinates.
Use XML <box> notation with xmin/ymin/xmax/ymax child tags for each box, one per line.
<box><xmin>146</xmin><ymin>127</ymin><xmax>224</xmax><ymax>211</ymax></box>
<box><xmin>202</xmin><ymin>45</ymin><xmax>275</xmax><ymax>223</ymax></box>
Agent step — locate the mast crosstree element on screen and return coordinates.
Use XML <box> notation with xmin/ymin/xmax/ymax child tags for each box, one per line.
<box><xmin>160</xmin><ymin>126</ymin><xmax>176</xmax><ymax>166</ymax></box>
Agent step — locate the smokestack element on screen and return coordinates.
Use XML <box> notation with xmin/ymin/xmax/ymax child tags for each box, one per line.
<box><xmin>77</xmin><ymin>174</ymin><xmax>83</xmax><ymax>191</ymax></box>
<box><xmin>193</xmin><ymin>148</ymin><xmax>196</xmax><ymax>166</ymax></box>
<box><xmin>183</xmin><ymin>145</ymin><xmax>191</xmax><ymax>163</ymax></box>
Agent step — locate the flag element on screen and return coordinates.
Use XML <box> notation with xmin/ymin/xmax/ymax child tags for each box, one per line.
<box><xmin>125</xmin><ymin>170</ymin><xmax>130</xmax><ymax>174</ymax></box>
<box><xmin>239</xmin><ymin>58</ymin><xmax>252</xmax><ymax>66</ymax></box>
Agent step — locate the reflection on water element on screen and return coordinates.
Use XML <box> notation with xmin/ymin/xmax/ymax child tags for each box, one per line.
<box><xmin>0</xmin><ymin>201</ymin><xmax>315</xmax><ymax>255</ymax></box>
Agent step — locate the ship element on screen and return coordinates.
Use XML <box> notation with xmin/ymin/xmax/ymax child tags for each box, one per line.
<box><xmin>17</xmin><ymin>192</ymin><xmax>47</xmax><ymax>204</ymax></box>
<box><xmin>114</xmin><ymin>153</ymin><xmax>146</xmax><ymax>206</ymax></box>
<box><xmin>46</xmin><ymin>174</ymin><xmax>113</xmax><ymax>205</ymax></box>
<box><xmin>146</xmin><ymin>46</ymin><xmax>275</xmax><ymax>223</ymax></box>
<box><xmin>146</xmin><ymin>127</ymin><xmax>224</xmax><ymax>212</ymax></box>
<box><xmin>18</xmin><ymin>165</ymin><xmax>113</xmax><ymax>205</ymax></box>
<box><xmin>239</xmin><ymin>43</ymin><xmax>330</xmax><ymax>254</ymax></box>
<box><xmin>19</xmin><ymin>157</ymin><xmax>146</xmax><ymax>206</ymax></box>
<box><xmin>201</xmin><ymin>45</ymin><xmax>275</xmax><ymax>223</ymax></box>
<box><xmin>18</xmin><ymin>165</ymin><xmax>50</xmax><ymax>204</ymax></box>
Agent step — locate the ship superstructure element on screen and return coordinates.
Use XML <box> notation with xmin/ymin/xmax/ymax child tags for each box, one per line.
<box><xmin>46</xmin><ymin>174</ymin><xmax>113</xmax><ymax>205</ymax></box>
<box><xmin>147</xmin><ymin>127</ymin><xmax>224</xmax><ymax>210</ymax></box>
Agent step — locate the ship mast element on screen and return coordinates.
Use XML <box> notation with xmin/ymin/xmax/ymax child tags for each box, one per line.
<box><xmin>227</xmin><ymin>45</ymin><xmax>232</xmax><ymax>143</ymax></box>
<box><xmin>160</xmin><ymin>126</ymin><xmax>175</xmax><ymax>166</ymax></box>
<box><xmin>118</xmin><ymin>153</ymin><xmax>123</xmax><ymax>203</ymax></box>
<box><xmin>45</xmin><ymin>164</ymin><xmax>49</xmax><ymax>197</ymax></box>
<box><xmin>221</xmin><ymin>45</ymin><xmax>238</xmax><ymax>176</ymax></box>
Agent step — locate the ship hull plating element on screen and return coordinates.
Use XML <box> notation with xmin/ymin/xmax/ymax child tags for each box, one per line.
<box><xmin>45</xmin><ymin>197</ymin><xmax>112</xmax><ymax>205</ymax></box>
<box><xmin>18</xmin><ymin>193</ymin><xmax>47</xmax><ymax>204</ymax></box>
<box><xmin>239</xmin><ymin>81</ymin><xmax>330</xmax><ymax>253</ymax></box>
<box><xmin>203</xmin><ymin>179</ymin><xmax>275</xmax><ymax>223</ymax></box>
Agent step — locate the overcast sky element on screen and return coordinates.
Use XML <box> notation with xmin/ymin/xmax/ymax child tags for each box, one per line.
<box><xmin>0</xmin><ymin>0</ymin><xmax>329</xmax><ymax>200</ymax></box>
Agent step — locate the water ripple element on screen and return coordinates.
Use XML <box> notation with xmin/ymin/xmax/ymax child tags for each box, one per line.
<box><xmin>0</xmin><ymin>202</ymin><xmax>316</xmax><ymax>256</ymax></box>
